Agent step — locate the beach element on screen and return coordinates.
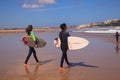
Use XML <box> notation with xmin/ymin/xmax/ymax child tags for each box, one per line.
<box><xmin>0</xmin><ymin>31</ymin><xmax>120</xmax><ymax>80</ymax></box>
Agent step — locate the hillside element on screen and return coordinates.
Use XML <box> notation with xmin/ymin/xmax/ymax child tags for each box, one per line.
<box><xmin>77</xmin><ymin>19</ymin><xmax>120</xmax><ymax>29</ymax></box>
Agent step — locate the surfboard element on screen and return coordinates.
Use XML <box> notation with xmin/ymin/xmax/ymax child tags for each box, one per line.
<box><xmin>22</xmin><ymin>35</ymin><xmax>46</xmax><ymax>48</ymax></box>
<box><xmin>54</xmin><ymin>36</ymin><xmax>89</xmax><ymax>50</ymax></box>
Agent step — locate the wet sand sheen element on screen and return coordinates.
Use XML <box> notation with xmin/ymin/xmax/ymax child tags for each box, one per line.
<box><xmin>0</xmin><ymin>32</ymin><xmax>120</xmax><ymax>80</ymax></box>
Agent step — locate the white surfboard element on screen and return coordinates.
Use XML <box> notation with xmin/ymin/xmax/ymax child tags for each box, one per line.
<box><xmin>54</xmin><ymin>36</ymin><xmax>89</xmax><ymax>50</ymax></box>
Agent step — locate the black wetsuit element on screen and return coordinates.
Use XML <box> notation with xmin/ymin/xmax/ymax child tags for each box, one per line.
<box><xmin>115</xmin><ymin>33</ymin><xmax>119</xmax><ymax>42</ymax></box>
<box><xmin>59</xmin><ymin>31</ymin><xmax>70</xmax><ymax>67</ymax></box>
<box><xmin>25</xmin><ymin>31</ymin><xmax>39</xmax><ymax>64</ymax></box>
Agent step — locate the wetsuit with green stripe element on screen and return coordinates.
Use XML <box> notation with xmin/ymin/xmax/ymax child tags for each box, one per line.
<box><xmin>24</xmin><ymin>31</ymin><xmax>39</xmax><ymax>64</ymax></box>
<box><xmin>29</xmin><ymin>31</ymin><xmax>37</xmax><ymax>44</ymax></box>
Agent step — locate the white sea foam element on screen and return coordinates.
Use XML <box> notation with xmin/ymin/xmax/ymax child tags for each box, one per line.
<box><xmin>73</xmin><ymin>27</ymin><xmax>120</xmax><ymax>33</ymax></box>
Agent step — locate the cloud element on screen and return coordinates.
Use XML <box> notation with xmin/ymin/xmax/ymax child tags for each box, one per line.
<box><xmin>22</xmin><ymin>4</ymin><xmax>43</xmax><ymax>8</ymax></box>
<box><xmin>38</xmin><ymin>5</ymin><xmax>78</xmax><ymax>12</ymax></box>
<box><xmin>38</xmin><ymin>0</ymin><xmax>56</xmax><ymax>4</ymax></box>
<box><xmin>22</xmin><ymin>0</ymin><xmax>56</xmax><ymax>8</ymax></box>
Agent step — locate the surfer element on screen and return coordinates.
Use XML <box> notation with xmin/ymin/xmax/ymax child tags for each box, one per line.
<box><xmin>115</xmin><ymin>31</ymin><xmax>119</xmax><ymax>43</ymax></box>
<box><xmin>24</xmin><ymin>25</ymin><xmax>39</xmax><ymax>67</ymax></box>
<box><xmin>59</xmin><ymin>23</ymin><xmax>71</xmax><ymax>69</ymax></box>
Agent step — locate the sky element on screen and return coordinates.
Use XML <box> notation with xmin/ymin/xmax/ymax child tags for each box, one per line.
<box><xmin>0</xmin><ymin>0</ymin><xmax>120</xmax><ymax>29</ymax></box>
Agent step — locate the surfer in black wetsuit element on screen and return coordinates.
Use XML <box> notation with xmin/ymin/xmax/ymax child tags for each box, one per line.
<box><xmin>59</xmin><ymin>23</ymin><xmax>71</xmax><ymax>69</ymax></box>
<box><xmin>115</xmin><ymin>31</ymin><xmax>119</xmax><ymax>43</ymax></box>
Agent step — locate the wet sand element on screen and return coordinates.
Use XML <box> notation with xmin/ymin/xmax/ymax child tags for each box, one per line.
<box><xmin>0</xmin><ymin>31</ymin><xmax>120</xmax><ymax>80</ymax></box>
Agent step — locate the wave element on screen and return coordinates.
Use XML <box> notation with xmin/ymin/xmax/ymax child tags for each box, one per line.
<box><xmin>73</xmin><ymin>27</ymin><xmax>120</xmax><ymax>33</ymax></box>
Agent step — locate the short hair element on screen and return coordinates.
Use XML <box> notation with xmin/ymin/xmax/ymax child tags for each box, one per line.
<box><xmin>60</xmin><ymin>23</ymin><xmax>66</xmax><ymax>30</ymax></box>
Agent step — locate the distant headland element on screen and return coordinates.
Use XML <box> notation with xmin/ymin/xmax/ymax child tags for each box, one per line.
<box><xmin>77</xmin><ymin>19</ymin><xmax>120</xmax><ymax>29</ymax></box>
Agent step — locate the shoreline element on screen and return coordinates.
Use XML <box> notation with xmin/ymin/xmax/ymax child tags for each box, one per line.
<box><xmin>0</xmin><ymin>26</ymin><xmax>120</xmax><ymax>33</ymax></box>
<box><xmin>0</xmin><ymin>27</ymin><xmax>77</xmax><ymax>33</ymax></box>
<box><xmin>0</xmin><ymin>28</ymin><xmax>60</xmax><ymax>33</ymax></box>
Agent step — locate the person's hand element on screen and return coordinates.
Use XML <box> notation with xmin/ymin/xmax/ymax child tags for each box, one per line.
<box><xmin>35</xmin><ymin>45</ymin><xmax>38</xmax><ymax>48</ymax></box>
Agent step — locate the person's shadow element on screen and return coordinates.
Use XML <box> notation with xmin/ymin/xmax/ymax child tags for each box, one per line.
<box><xmin>29</xmin><ymin>59</ymin><xmax>55</xmax><ymax>65</ymax></box>
<box><xmin>40</xmin><ymin>59</ymin><xmax>55</xmax><ymax>65</ymax></box>
<box><xmin>70</xmin><ymin>62</ymin><xmax>99</xmax><ymax>68</ymax></box>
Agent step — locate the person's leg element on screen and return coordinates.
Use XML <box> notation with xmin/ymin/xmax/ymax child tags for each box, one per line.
<box><xmin>60</xmin><ymin>49</ymin><xmax>65</xmax><ymax>67</ymax></box>
<box><xmin>32</xmin><ymin>47</ymin><xmax>39</xmax><ymax>63</ymax></box>
<box><xmin>60</xmin><ymin>48</ymin><xmax>70</xmax><ymax>67</ymax></box>
<box><xmin>117</xmin><ymin>37</ymin><xmax>119</xmax><ymax>42</ymax></box>
<box><xmin>64</xmin><ymin>49</ymin><xmax>70</xmax><ymax>66</ymax></box>
<box><xmin>25</xmin><ymin>47</ymin><xmax>32</xmax><ymax>64</ymax></box>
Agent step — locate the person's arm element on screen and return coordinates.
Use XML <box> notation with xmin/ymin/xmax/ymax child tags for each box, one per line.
<box><xmin>67</xmin><ymin>32</ymin><xmax>70</xmax><ymax>36</ymax></box>
<box><xmin>59</xmin><ymin>32</ymin><xmax>62</xmax><ymax>41</ymax></box>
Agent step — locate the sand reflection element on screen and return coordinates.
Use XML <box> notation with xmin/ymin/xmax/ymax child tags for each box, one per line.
<box><xmin>24</xmin><ymin>64</ymin><xmax>40</xmax><ymax>80</ymax></box>
<box><xmin>60</xmin><ymin>68</ymin><xmax>70</xmax><ymax>80</ymax></box>
<box><xmin>115</xmin><ymin>42</ymin><xmax>120</xmax><ymax>54</ymax></box>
